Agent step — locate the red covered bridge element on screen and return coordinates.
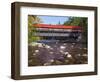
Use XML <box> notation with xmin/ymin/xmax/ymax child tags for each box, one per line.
<box><xmin>33</xmin><ymin>24</ymin><xmax>81</xmax><ymax>30</ymax></box>
<box><xmin>32</xmin><ymin>24</ymin><xmax>82</xmax><ymax>42</ymax></box>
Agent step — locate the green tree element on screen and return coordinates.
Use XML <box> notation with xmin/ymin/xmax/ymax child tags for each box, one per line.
<box><xmin>28</xmin><ymin>15</ymin><xmax>42</xmax><ymax>43</ymax></box>
<box><xmin>63</xmin><ymin>17</ymin><xmax>88</xmax><ymax>40</ymax></box>
<box><xmin>58</xmin><ymin>21</ymin><xmax>61</xmax><ymax>25</ymax></box>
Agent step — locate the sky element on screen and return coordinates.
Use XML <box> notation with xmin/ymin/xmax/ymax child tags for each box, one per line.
<box><xmin>38</xmin><ymin>15</ymin><xmax>69</xmax><ymax>25</ymax></box>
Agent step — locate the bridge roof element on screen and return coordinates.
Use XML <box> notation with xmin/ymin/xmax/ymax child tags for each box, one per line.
<box><xmin>33</xmin><ymin>24</ymin><xmax>81</xmax><ymax>29</ymax></box>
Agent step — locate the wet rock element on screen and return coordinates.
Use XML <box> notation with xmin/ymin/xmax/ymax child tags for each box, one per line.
<box><xmin>35</xmin><ymin>50</ymin><xmax>39</xmax><ymax>53</ymax></box>
<box><xmin>28</xmin><ymin>42</ymin><xmax>88</xmax><ymax>66</ymax></box>
<box><xmin>67</xmin><ymin>54</ymin><xmax>72</xmax><ymax>58</ymax></box>
<box><xmin>60</xmin><ymin>46</ymin><xmax>66</xmax><ymax>49</ymax></box>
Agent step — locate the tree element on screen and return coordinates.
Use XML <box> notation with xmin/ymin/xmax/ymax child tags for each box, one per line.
<box><xmin>58</xmin><ymin>21</ymin><xmax>61</xmax><ymax>25</ymax></box>
<box><xmin>63</xmin><ymin>17</ymin><xmax>88</xmax><ymax>40</ymax></box>
<box><xmin>28</xmin><ymin>15</ymin><xmax>42</xmax><ymax>43</ymax></box>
